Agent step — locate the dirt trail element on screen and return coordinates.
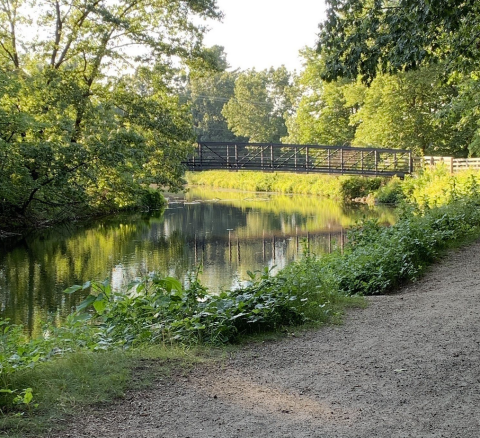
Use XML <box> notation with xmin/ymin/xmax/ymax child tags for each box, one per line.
<box><xmin>56</xmin><ymin>241</ymin><xmax>480</xmax><ymax>438</ymax></box>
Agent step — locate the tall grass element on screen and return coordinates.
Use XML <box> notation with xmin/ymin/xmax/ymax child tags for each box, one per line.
<box><xmin>186</xmin><ymin>170</ymin><xmax>384</xmax><ymax>200</ymax></box>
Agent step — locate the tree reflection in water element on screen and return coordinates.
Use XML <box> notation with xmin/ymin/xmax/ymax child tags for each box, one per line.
<box><xmin>0</xmin><ymin>189</ymin><xmax>396</xmax><ymax>335</ymax></box>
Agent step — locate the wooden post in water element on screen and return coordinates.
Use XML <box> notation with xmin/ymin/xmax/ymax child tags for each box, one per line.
<box><xmin>296</xmin><ymin>226</ymin><xmax>299</xmax><ymax>253</ymax></box>
<box><xmin>194</xmin><ymin>233</ymin><xmax>197</xmax><ymax>264</ymax></box>
<box><xmin>227</xmin><ymin>229</ymin><xmax>233</xmax><ymax>262</ymax></box>
<box><xmin>263</xmin><ymin>230</ymin><xmax>266</xmax><ymax>261</ymax></box>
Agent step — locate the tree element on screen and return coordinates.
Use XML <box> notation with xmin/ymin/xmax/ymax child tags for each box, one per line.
<box><xmin>0</xmin><ymin>0</ymin><xmax>220</xmax><ymax>226</ymax></box>
<box><xmin>185</xmin><ymin>46</ymin><xmax>245</xmax><ymax>142</ymax></box>
<box><xmin>222</xmin><ymin>67</ymin><xmax>292</xmax><ymax>143</ymax></box>
<box><xmin>317</xmin><ymin>0</ymin><xmax>480</xmax><ymax>83</ymax></box>
<box><xmin>284</xmin><ymin>49</ymin><xmax>357</xmax><ymax>146</ymax></box>
<box><xmin>443</xmin><ymin>73</ymin><xmax>480</xmax><ymax>156</ymax></box>
<box><xmin>350</xmin><ymin>66</ymin><xmax>471</xmax><ymax>155</ymax></box>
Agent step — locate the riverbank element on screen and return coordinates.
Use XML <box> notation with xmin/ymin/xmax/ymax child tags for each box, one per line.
<box><xmin>47</xmin><ymin>235</ymin><xmax>480</xmax><ymax>437</ymax></box>
<box><xmin>186</xmin><ymin>170</ymin><xmax>385</xmax><ymax>201</ymax></box>
<box><xmin>0</xmin><ymin>188</ymin><xmax>166</xmax><ymax>236</ymax></box>
<box><xmin>186</xmin><ymin>166</ymin><xmax>480</xmax><ymax>207</ymax></box>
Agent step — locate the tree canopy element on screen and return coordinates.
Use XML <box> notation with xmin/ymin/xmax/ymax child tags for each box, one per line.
<box><xmin>222</xmin><ymin>67</ymin><xmax>293</xmax><ymax>143</ymax></box>
<box><xmin>184</xmin><ymin>46</ymin><xmax>246</xmax><ymax>142</ymax></box>
<box><xmin>317</xmin><ymin>0</ymin><xmax>480</xmax><ymax>82</ymax></box>
<box><xmin>0</xmin><ymin>0</ymin><xmax>220</xmax><ymax>227</ymax></box>
<box><xmin>284</xmin><ymin>49</ymin><xmax>356</xmax><ymax>146</ymax></box>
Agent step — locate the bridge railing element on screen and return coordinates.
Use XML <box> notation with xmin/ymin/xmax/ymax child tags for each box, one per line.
<box><xmin>185</xmin><ymin>142</ymin><xmax>413</xmax><ymax>177</ymax></box>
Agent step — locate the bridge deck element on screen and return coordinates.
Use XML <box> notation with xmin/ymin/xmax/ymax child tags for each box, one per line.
<box><xmin>184</xmin><ymin>142</ymin><xmax>413</xmax><ymax>177</ymax></box>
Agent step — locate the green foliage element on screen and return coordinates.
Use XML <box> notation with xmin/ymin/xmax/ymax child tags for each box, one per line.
<box><xmin>334</xmin><ymin>197</ymin><xmax>480</xmax><ymax>295</ymax></box>
<box><xmin>222</xmin><ymin>67</ymin><xmax>293</xmax><ymax>143</ymax></box>
<box><xmin>0</xmin><ymin>350</ymin><xmax>133</xmax><ymax>436</ymax></box>
<box><xmin>284</xmin><ymin>49</ymin><xmax>357</xmax><ymax>146</ymax></box>
<box><xmin>402</xmin><ymin>167</ymin><xmax>480</xmax><ymax>208</ymax></box>
<box><xmin>0</xmin><ymin>316</ymin><xmax>99</xmax><ymax>413</ymax></box>
<box><xmin>351</xmin><ymin>67</ymin><xmax>469</xmax><ymax>156</ymax></box>
<box><xmin>339</xmin><ymin>177</ymin><xmax>383</xmax><ymax>200</ymax></box>
<box><xmin>65</xmin><ymin>271</ymin><xmax>307</xmax><ymax>346</ymax></box>
<box><xmin>186</xmin><ymin>170</ymin><xmax>389</xmax><ymax>201</ymax></box>
<box><xmin>285</xmin><ymin>50</ymin><xmax>471</xmax><ymax>155</ymax></box>
<box><xmin>0</xmin><ymin>0</ymin><xmax>221</xmax><ymax>229</ymax></box>
<box><xmin>317</xmin><ymin>0</ymin><xmax>480</xmax><ymax>83</ymax></box>
<box><xmin>312</xmin><ymin>1</ymin><xmax>480</xmax><ymax>157</ymax></box>
<box><xmin>375</xmin><ymin>177</ymin><xmax>405</xmax><ymax>204</ymax></box>
<box><xmin>444</xmin><ymin>72</ymin><xmax>480</xmax><ymax>157</ymax></box>
<box><xmin>184</xmin><ymin>46</ymin><xmax>246</xmax><ymax>143</ymax></box>
<box><xmin>140</xmin><ymin>189</ymin><xmax>166</xmax><ymax>211</ymax></box>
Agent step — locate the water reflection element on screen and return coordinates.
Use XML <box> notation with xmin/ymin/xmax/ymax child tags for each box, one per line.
<box><xmin>0</xmin><ymin>188</ymin><xmax>396</xmax><ymax>334</ymax></box>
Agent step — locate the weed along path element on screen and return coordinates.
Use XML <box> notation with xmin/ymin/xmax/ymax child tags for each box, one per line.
<box><xmin>54</xmin><ymin>242</ymin><xmax>480</xmax><ymax>438</ymax></box>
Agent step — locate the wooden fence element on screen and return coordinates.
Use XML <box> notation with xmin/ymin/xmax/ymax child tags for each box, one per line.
<box><xmin>418</xmin><ymin>156</ymin><xmax>480</xmax><ymax>173</ymax></box>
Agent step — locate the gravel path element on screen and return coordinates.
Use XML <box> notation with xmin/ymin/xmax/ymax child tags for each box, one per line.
<box><xmin>55</xmin><ymin>241</ymin><xmax>480</xmax><ymax>438</ymax></box>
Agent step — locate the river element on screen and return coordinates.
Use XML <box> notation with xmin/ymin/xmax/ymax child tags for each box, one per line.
<box><xmin>0</xmin><ymin>188</ymin><xmax>396</xmax><ymax>334</ymax></box>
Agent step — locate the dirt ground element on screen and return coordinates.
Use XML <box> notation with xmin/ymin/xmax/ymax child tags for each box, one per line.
<box><xmin>53</xmin><ymin>241</ymin><xmax>480</xmax><ymax>438</ymax></box>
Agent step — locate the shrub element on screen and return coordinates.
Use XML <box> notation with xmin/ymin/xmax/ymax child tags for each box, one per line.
<box><xmin>139</xmin><ymin>188</ymin><xmax>166</xmax><ymax>210</ymax></box>
<box><xmin>339</xmin><ymin>176</ymin><xmax>383</xmax><ymax>200</ymax></box>
<box><xmin>375</xmin><ymin>177</ymin><xmax>405</xmax><ymax>204</ymax></box>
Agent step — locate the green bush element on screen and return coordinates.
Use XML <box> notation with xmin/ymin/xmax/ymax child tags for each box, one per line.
<box><xmin>139</xmin><ymin>188</ymin><xmax>166</xmax><ymax>210</ymax></box>
<box><xmin>339</xmin><ymin>176</ymin><xmax>383</xmax><ymax>200</ymax></box>
<box><xmin>374</xmin><ymin>177</ymin><xmax>405</xmax><ymax>204</ymax></box>
<box><xmin>330</xmin><ymin>198</ymin><xmax>480</xmax><ymax>295</ymax></box>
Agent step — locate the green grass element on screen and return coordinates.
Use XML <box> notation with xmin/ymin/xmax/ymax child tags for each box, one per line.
<box><xmin>0</xmin><ymin>345</ymin><xmax>215</xmax><ymax>437</ymax></box>
<box><xmin>186</xmin><ymin>170</ymin><xmax>385</xmax><ymax>200</ymax></box>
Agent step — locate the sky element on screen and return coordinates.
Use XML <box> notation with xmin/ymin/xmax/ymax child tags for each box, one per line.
<box><xmin>202</xmin><ymin>0</ymin><xmax>327</xmax><ymax>72</ymax></box>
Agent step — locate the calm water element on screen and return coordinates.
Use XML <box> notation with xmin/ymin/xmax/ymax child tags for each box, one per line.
<box><xmin>0</xmin><ymin>188</ymin><xmax>396</xmax><ymax>334</ymax></box>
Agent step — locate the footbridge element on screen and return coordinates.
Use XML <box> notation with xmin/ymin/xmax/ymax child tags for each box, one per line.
<box><xmin>184</xmin><ymin>142</ymin><xmax>413</xmax><ymax>177</ymax></box>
